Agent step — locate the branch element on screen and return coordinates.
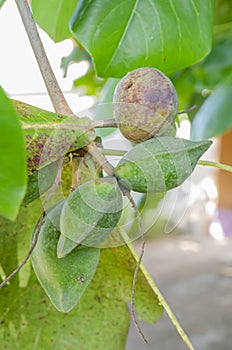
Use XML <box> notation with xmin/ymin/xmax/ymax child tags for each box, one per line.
<box><xmin>15</xmin><ymin>0</ymin><xmax>73</xmax><ymax>116</ymax></box>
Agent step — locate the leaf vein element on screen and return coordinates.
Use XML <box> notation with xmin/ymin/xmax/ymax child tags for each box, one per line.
<box><xmin>102</xmin><ymin>0</ymin><xmax>139</xmax><ymax>74</ymax></box>
<box><xmin>134</xmin><ymin>10</ymin><xmax>149</xmax><ymax>61</ymax></box>
<box><xmin>147</xmin><ymin>0</ymin><xmax>164</xmax><ymax>62</ymax></box>
<box><xmin>169</xmin><ymin>0</ymin><xmax>182</xmax><ymax>61</ymax></box>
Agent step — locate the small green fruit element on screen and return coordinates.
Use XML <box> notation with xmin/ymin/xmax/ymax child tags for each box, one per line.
<box><xmin>113</xmin><ymin>67</ymin><xmax>178</xmax><ymax>143</ymax></box>
<box><xmin>115</xmin><ymin>136</ymin><xmax>212</xmax><ymax>193</ymax></box>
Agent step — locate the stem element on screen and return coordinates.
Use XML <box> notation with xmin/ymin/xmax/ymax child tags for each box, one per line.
<box><xmin>100</xmin><ymin>148</ymin><xmax>127</xmax><ymax>157</ymax></box>
<box><xmin>119</xmin><ymin>186</ymin><xmax>148</xmax><ymax>344</ymax></box>
<box><xmin>87</xmin><ymin>143</ymin><xmax>115</xmax><ymax>176</ymax></box>
<box><xmin>15</xmin><ymin>0</ymin><xmax>73</xmax><ymax>116</ymax></box>
<box><xmin>197</xmin><ymin>160</ymin><xmax>232</xmax><ymax>173</ymax></box>
<box><xmin>119</xmin><ymin>229</ymin><xmax>195</xmax><ymax>350</ymax></box>
<box><xmin>91</xmin><ymin>119</ymin><xmax>118</xmax><ymax>129</ymax></box>
<box><xmin>178</xmin><ymin>104</ymin><xmax>198</xmax><ymax>115</ymax></box>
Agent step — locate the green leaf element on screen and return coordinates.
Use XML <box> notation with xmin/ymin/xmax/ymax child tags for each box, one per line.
<box><xmin>0</xmin><ymin>89</ymin><xmax>26</xmax><ymax>220</ymax></box>
<box><xmin>22</xmin><ymin>161</ymin><xmax>58</xmax><ymax>206</ymax></box>
<box><xmin>13</xmin><ymin>100</ymin><xmax>95</xmax><ymax>175</ymax></box>
<box><xmin>0</xmin><ymin>203</ymin><xmax>162</xmax><ymax>349</ymax></box>
<box><xmin>71</xmin><ymin>0</ymin><xmax>215</xmax><ymax>78</ymax></box>
<box><xmin>31</xmin><ymin>201</ymin><xmax>100</xmax><ymax>312</ymax></box>
<box><xmin>74</xmin><ymin>67</ymin><xmax>105</xmax><ymax>95</ymax></box>
<box><xmin>191</xmin><ymin>73</ymin><xmax>232</xmax><ymax>140</ymax></box>
<box><xmin>59</xmin><ymin>177</ymin><xmax>123</xmax><ymax>252</ymax></box>
<box><xmin>0</xmin><ymin>0</ymin><xmax>7</xmax><ymax>9</ymax></box>
<box><xmin>115</xmin><ymin>136</ymin><xmax>212</xmax><ymax>193</ymax></box>
<box><xmin>31</xmin><ymin>0</ymin><xmax>78</xmax><ymax>42</ymax></box>
<box><xmin>61</xmin><ymin>45</ymin><xmax>91</xmax><ymax>77</ymax></box>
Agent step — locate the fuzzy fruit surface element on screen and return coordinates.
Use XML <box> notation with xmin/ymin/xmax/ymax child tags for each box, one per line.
<box><xmin>113</xmin><ymin>67</ymin><xmax>178</xmax><ymax>143</ymax></box>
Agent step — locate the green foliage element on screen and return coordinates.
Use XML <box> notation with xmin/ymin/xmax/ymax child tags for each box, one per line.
<box><xmin>14</xmin><ymin>100</ymin><xmax>95</xmax><ymax>175</ymax></box>
<box><xmin>61</xmin><ymin>44</ymin><xmax>91</xmax><ymax>77</ymax></box>
<box><xmin>0</xmin><ymin>89</ymin><xmax>26</xmax><ymax>221</ymax></box>
<box><xmin>22</xmin><ymin>162</ymin><xmax>58</xmax><ymax>206</ymax></box>
<box><xmin>0</xmin><ymin>0</ymin><xmax>7</xmax><ymax>9</ymax></box>
<box><xmin>31</xmin><ymin>201</ymin><xmax>100</xmax><ymax>312</ymax></box>
<box><xmin>0</xmin><ymin>202</ymin><xmax>162</xmax><ymax>350</ymax></box>
<box><xmin>0</xmin><ymin>1</ymin><xmax>227</xmax><ymax>349</ymax></box>
<box><xmin>59</xmin><ymin>177</ymin><xmax>123</xmax><ymax>252</ymax></box>
<box><xmin>214</xmin><ymin>0</ymin><xmax>232</xmax><ymax>24</ymax></box>
<box><xmin>71</xmin><ymin>0</ymin><xmax>214</xmax><ymax>78</ymax></box>
<box><xmin>115</xmin><ymin>137</ymin><xmax>212</xmax><ymax>193</ymax></box>
<box><xmin>31</xmin><ymin>0</ymin><xmax>78</xmax><ymax>42</ymax></box>
<box><xmin>191</xmin><ymin>72</ymin><xmax>232</xmax><ymax>140</ymax></box>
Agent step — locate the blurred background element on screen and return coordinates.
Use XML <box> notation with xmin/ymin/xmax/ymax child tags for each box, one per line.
<box><xmin>1</xmin><ymin>0</ymin><xmax>232</xmax><ymax>349</ymax></box>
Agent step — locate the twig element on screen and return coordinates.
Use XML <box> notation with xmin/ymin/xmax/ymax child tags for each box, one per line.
<box><xmin>0</xmin><ymin>164</ymin><xmax>62</xmax><ymax>288</ymax></box>
<box><xmin>91</xmin><ymin>119</ymin><xmax>118</xmax><ymax>128</ymax></box>
<box><xmin>87</xmin><ymin>143</ymin><xmax>115</xmax><ymax>176</ymax></box>
<box><xmin>119</xmin><ymin>184</ymin><xmax>148</xmax><ymax>344</ymax></box>
<box><xmin>198</xmin><ymin>160</ymin><xmax>232</xmax><ymax>173</ymax></box>
<box><xmin>178</xmin><ymin>104</ymin><xmax>198</xmax><ymax>115</ymax></box>
<box><xmin>100</xmin><ymin>148</ymin><xmax>127</xmax><ymax>157</ymax></box>
<box><xmin>15</xmin><ymin>0</ymin><xmax>73</xmax><ymax>116</ymax></box>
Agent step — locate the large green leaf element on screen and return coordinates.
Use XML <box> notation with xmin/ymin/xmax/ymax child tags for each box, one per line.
<box><xmin>191</xmin><ymin>73</ymin><xmax>232</xmax><ymax>140</ymax></box>
<box><xmin>0</xmin><ymin>203</ymin><xmax>162</xmax><ymax>350</ymax></box>
<box><xmin>71</xmin><ymin>0</ymin><xmax>215</xmax><ymax>78</ymax></box>
<box><xmin>0</xmin><ymin>89</ymin><xmax>26</xmax><ymax>221</ymax></box>
<box><xmin>31</xmin><ymin>0</ymin><xmax>78</xmax><ymax>42</ymax></box>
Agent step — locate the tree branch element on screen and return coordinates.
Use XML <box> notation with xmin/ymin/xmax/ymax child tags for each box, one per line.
<box><xmin>15</xmin><ymin>0</ymin><xmax>73</xmax><ymax>116</ymax></box>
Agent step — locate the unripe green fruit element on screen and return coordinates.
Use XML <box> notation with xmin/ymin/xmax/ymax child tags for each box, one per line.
<box><xmin>115</xmin><ymin>137</ymin><xmax>212</xmax><ymax>193</ymax></box>
<box><xmin>113</xmin><ymin>67</ymin><xmax>178</xmax><ymax>143</ymax></box>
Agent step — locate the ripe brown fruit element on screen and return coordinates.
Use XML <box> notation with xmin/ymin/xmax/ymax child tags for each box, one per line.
<box><xmin>113</xmin><ymin>67</ymin><xmax>178</xmax><ymax>143</ymax></box>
